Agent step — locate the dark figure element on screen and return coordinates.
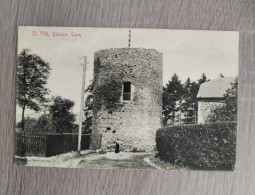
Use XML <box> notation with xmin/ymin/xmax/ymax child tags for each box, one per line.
<box><xmin>115</xmin><ymin>142</ymin><xmax>120</xmax><ymax>153</ymax></box>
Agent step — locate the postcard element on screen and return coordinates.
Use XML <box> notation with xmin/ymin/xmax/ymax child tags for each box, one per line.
<box><xmin>15</xmin><ymin>26</ymin><xmax>238</xmax><ymax>170</ymax></box>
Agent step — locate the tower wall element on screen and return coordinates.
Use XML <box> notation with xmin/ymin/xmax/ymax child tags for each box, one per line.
<box><xmin>91</xmin><ymin>48</ymin><xmax>163</xmax><ymax>152</ymax></box>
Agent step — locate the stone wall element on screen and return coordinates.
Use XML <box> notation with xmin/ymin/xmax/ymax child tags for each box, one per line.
<box><xmin>91</xmin><ymin>48</ymin><xmax>163</xmax><ymax>152</ymax></box>
<box><xmin>197</xmin><ymin>99</ymin><xmax>224</xmax><ymax>123</ymax></box>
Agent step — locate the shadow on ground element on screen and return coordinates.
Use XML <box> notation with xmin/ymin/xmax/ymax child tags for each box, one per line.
<box><xmin>77</xmin><ymin>152</ymin><xmax>156</xmax><ymax>169</ymax></box>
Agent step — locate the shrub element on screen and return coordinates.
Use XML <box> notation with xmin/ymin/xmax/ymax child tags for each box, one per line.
<box><xmin>206</xmin><ymin>78</ymin><xmax>238</xmax><ymax>123</ymax></box>
<box><xmin>156</xmin><ymin>122</ymin><xmax>237</xmax><ymax>170</ymax></box>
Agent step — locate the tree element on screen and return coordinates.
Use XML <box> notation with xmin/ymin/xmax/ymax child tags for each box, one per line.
<box><xmin>162</xmin><ymin>73</ymin><xmax>210</xmax><ymax>125</ymax></box>
<box><xmin>34</xmin><ymin>114</ymin><xmax>54</xmax><ymax>133</ymax></box>
<box><xmin>162</xmin><ymin>74</ymin><xmax>185</xmax><ymax>125</ymax></box>
<box><xmin>184</xmin><ymin>74</ymin><xmax>210</xmax><ymax>122</ymax></box>
<box><xmin>16</xmin><ymin>116</ymin><xmax>37</xmax><ymax>133</ymax></box>
<box><xmin>17</xmin><ymin>49</ymin><xmax>51</xmax><ymax>131</ymax></box>
<box><xmin>49</xmin><ymin>96</ymin><xmax>76</xmax><ymax>133</ymax></box>
<box><xmin>206</xmin><ymin>78</ymin><xmax>238</xmax><ymax>122</ymax></box>
<box><xmin>83</xmin><ymin>83</ymin><xmax>94</xmax><ymax>133</ymax></box>
<box><xmin>181</xmin><ymin>78</ymin><xmax>200</xmax><ymax>123</ymax></box>
<box><xmin>183</xmin><ymin>78</ymin><xmax>199</xmax><ymax>107</ymax></box>
<box><xmin>198</xmin><ymin>73</ymin><xmax>210</xmax><ymax>85</ymax></box>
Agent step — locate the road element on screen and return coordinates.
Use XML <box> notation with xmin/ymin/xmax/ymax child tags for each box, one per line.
<box><xmin>76</xmin><ymin>152</ymin><xmax>156</xmax><ymax>169</ymax></box>
<box><xmin>24</xmin><ymin>151</ymin><xmax>156</xmax><ymax>170</ymax></box>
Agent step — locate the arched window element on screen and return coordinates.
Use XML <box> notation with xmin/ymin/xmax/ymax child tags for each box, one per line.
<box><xmin>123</xmin><ymin>82</ymin><xmax>131</xmax><ymax>101</ymax></box>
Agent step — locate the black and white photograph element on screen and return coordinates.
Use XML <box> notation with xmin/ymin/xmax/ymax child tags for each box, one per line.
<box><xmin>15</xmin><ymin>26</ymin><xmax>238</xmax><ymax>170</ymax></box>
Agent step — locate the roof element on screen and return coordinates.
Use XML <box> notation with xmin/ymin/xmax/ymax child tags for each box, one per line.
<box><xmin>197</xmin><ymin>77</ymin><xmax>235</xmax><ymax>99</ymax></box>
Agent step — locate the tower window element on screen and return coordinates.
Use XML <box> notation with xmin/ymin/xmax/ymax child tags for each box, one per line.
<box><xmin>123</xmin><ymin>82</ymin><xmax>131</xmax><ymax>101</ymax></box>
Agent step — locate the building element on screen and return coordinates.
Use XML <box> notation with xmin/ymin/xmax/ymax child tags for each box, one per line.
<box><xmin>197</xmin><ymin>77</ymin><xmax>235</xmax><ymax>123</ymax></box>
<box><xmin>165</xmin><ymin>102</ymin><xmax>197</xmax><ymax>126</ymax></box>
<box><xmin>91</xmin><ymin>48</ymin><xmax>163</xmax><ymax>152</ymax></box>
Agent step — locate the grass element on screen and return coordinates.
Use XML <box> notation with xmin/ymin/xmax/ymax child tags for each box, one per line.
<box><xmin>148</xmin><ymin>154</ymin><xmax>188</xmax><ymax>170</ymax></box>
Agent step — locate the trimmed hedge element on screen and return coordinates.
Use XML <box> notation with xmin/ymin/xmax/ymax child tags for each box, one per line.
<box><xmin>156</xmin><ymin>122</ymin><xmax>236</xmax><ymax>170</ymax></box>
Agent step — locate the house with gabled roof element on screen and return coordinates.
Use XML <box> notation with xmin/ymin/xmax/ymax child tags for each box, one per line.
<box><xmin>196</xmin><ymin>77</ymin><xmax>235</xmax><ymax>123</ymax></box>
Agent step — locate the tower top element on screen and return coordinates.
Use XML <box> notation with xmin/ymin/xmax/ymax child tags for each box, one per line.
<box><xmin>128</xmin><ymin>29</ymin><xmax>131</xmax><ymax>48</ymax></box>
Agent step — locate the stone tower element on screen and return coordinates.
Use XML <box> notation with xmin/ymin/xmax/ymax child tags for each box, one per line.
<box><xmin>91</xmin><ymin>48</ymin><xmax>163</xmax><ymax>152</ymax></box>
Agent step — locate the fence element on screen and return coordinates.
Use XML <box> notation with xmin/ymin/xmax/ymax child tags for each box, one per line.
<box><xmin>16</xmin><ymin>133</ymin><xmax>90</xmax><ymax>157</ymax></box>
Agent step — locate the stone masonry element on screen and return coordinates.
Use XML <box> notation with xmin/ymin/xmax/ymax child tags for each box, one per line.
<box><xmin>91</xmin><ymin>48</ymin><xmax>163</xmax><ymax>152</ymax></box>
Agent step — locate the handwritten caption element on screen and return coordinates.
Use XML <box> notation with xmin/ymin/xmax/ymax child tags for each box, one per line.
<box><xmin>32</xmin><ymin>30</ymin><xmax>82</xmax><ymax>38</ymax></box>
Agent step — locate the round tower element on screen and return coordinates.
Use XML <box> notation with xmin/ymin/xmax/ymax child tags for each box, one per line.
<box><xmin>91</xmin><ymin>48</ymin><xmax>163</xmax><ymax>152</ymax></box>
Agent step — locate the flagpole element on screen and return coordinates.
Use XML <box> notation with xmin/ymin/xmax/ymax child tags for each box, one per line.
<box><xmin>78</xmin><ymin>56</ymin><xmax>87</xmax><ymax>155</ymax></box>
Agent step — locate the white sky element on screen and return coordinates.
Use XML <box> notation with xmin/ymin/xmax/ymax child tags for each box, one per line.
<box><xmin>17</xmin><ymin>26</ymin><xmax>239</xmax><ymax>122</ymax></box>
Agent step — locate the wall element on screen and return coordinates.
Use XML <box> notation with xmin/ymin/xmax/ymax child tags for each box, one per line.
<box><xmin>91</xmin><ymin>48</ymin><xmax>163</xmax><ymax>151</ymax></box>
<box><xmin>197</xmin><ymin>99</ymin><xmax>224</xmax><ymax>123</ymax></box>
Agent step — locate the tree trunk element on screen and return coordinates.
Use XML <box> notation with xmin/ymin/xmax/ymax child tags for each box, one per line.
<box><xmin>21</xmin><ymin>106</ymin><xmax>25</xmax><ymax>131</ymax></box>
<box><xmin>172</xmin><ymin>111</ymin><xmax>175</xmax><ymax>125</ymax></box>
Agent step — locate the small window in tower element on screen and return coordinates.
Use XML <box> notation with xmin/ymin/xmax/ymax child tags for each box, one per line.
<box><xmin>123</xmin><ymin>82</ymin><xmax>131</xmax><ymax>101</ymax></box>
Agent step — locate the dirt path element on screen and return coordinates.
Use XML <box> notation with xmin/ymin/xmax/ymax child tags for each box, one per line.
<box><xmin>76</xmin><ymin>152</ymin><xmax>156</xmax><ymax>169</ymax></box>
<box><xmin>24</xmin><ymin>151</ymin><xmax>156</xmax><ymax>170</ymax></box>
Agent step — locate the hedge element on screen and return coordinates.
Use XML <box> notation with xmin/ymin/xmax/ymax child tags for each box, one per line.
<box><xmin>156</xmin><ymin>122</ymin><xmax>237</xmax><ymax>170</ymax></box>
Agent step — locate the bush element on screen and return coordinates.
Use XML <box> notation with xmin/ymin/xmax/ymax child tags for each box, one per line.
<box><xmin>156</xmin><ymin>122</ymin><xmax>236</xmax><ymax>170</ymax></box>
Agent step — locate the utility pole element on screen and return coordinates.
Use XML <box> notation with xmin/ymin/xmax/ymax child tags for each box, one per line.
<box><xmin>128</xmin><ymin>29</ymin><xmax>131</xmax><ymax>47</ymax></box>
<box><xmin>77</xmin><ymin>56</ymin><xmax>87</xmax><ymax>156</ymax></box>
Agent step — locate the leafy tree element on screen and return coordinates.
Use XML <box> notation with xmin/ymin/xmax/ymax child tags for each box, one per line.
<box><xmin>23</xmin><ymin>117</ymin><xmax>37</xmax><ymax>133</ymax></box>
<box><xmin>206</xmin><ymin>78</ymin><xmax>238</xmax><ymax>122</ymax></box>
<box><xmin>83</xmin><ymin>83</ymin><xmax>94</xmax><ymax>133</ymax></box>
<box><xmin>17</xmin><ymin>116</ymin><xmax>37</xmax><ymax>133</ymax></box>
<box><xmin>34</xmin><ymin>114</ymin><xmax>54</xmax><ymax>133</ymax></box>
<box><xmin>17</xmin><ymin>49</ymin><xmax>51</xmax><ymax>131</ymax></box>
<box><xmin>49</xmin><ymin>96</ymin><xmax>76</xmax><ymax>133</ymax></box>
<box><xmin>162</xmin><ymin>74</ymin><xmax>185</xmax><ymax>125</ymax></box>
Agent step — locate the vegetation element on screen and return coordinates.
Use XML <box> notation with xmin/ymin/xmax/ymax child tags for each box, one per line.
<box><xmin>83</xmin><ymin>83</ymin><xmax>94</xmax><ymax>133</ymax></box>
<box><xmin>34</xmin><ymin>114</ymin><xmax>54</xmax><ymax>133</ymax></box>
<box><xmin>17</xmin><ymin>96</ymin><xmax>76</xmax><ymax>134</ymax></box>
<box><xmin>162</xmin><ymin>74</ymin><xmax>185</xmax><ymax>125</ymax></box>
<box><xmin>83</xmin><ymin>75</ymin><xmax>124</xmax><ymax>130</ymax></box>
<box><xmin>162</xmin><ymin>73</ymin><xmax>210</xmax><ymax>125</ymax></box>
<box><xmin>156</xmin><ymin>122</ymin><xmax>236</xmax><ymax>170</ymax></box>
<box><xmin>83</xmin><ymin>73</ymin><xmax>210</xmax><ymax>129</ymax></box>
<box><xmin>94</xmin><ymin>77</ymin><xmax>123</xmax><ymax>112</ymax></box>
<box><xmin>206</xmin><ymin>78</ymin><xmax>238</xmax><ymax>123</ymax></box>
<box><xmin>17</xmin><ymin>116</ymin><xmax>37</xmax><ymax>133</ymax></box>
<box><xmin>49</xmin><ymin>96</ymin><xmax>76</xmax><ymax>133</ymax></box>
<box><xmin>17</xmin><ymin>49</ymin><xmax>51</xmax><ymax>131</ymax></box>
